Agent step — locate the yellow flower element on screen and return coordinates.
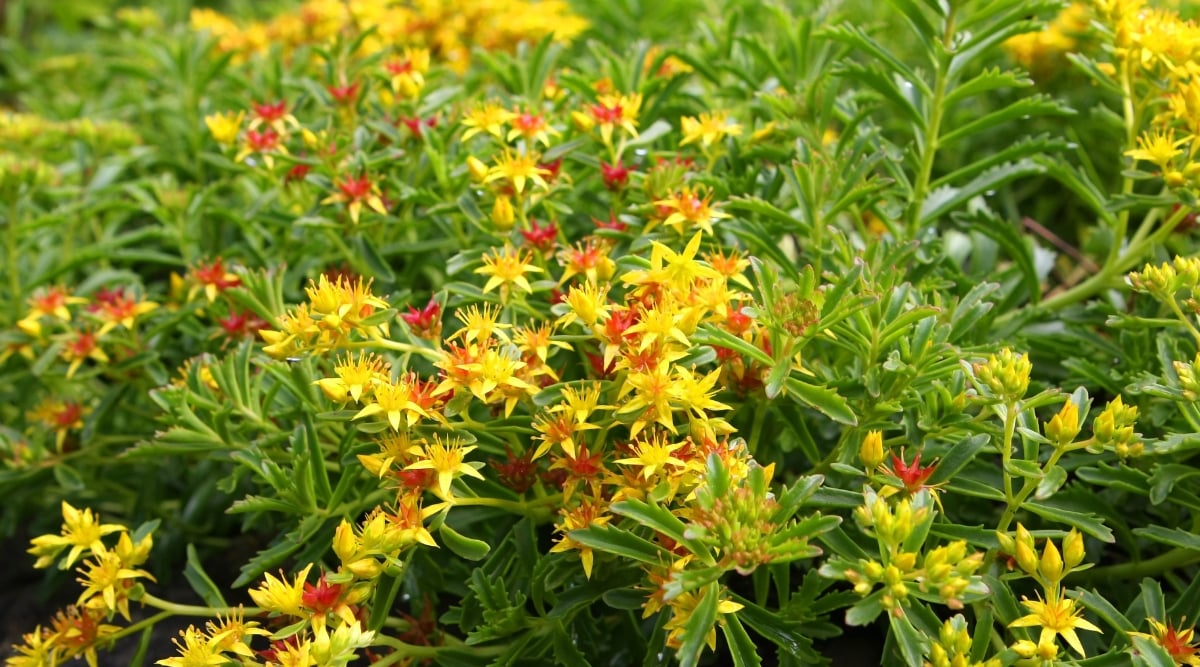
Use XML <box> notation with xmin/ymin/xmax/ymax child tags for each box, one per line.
<box><xmin>622</xmin><ymin>232</ymin><xmax>720</xmax><ymax>296</ymax></box>
<box><xmin>205</xmin><ymin>608</ymin><xmax>269</xmax><ymax>660</ymax></box>
<box><xmin>618</xmin><ymin>362</ymin><xmax>678</xmax><ymax>437</ymax></box>
<box><xmin>316</xmin><ymin>351</ymin><xmax>391</xmax><ymax>403</ymax></box>
<box><xmin>353</xmin><ymin>376</ymin><xmax>430</xmax><ymax>431</ymax></box>
<box><xmin>652</xmin><ymin>186</ymin><xmax>730</xmax><ymax>236</ymax></box>
<box><xmin>204</xmin><ymin>110</ymin><xmax>244</xmax><ymax>146</ymax></box>
<box><xmin>663</xmin><ymin>588</ymin><xmax>744</xmax><ymax>651</ymax></box>
<box><xmin>1126</xmin><ymin>128</ymin><xmax>1187</xmax><ymax>170</ymax></box>
<box><xmin>76</xmin><ymin>549</ymin><xmax>155</xmax><ymax>620</ymax></box>
<box><xmin>248</xmin><ymin>563</ymin><xmax>313</xmax><ymax>618</ymax></box>
<box><xmin>475</xmin><ymin>244</ymin><xmax>544</xmax><ymax>296</ymax></box>
<box><xmin>615</xmin><ymin>431</ymin><xmax>687</xmax><ymax>480</ymax></box>
<box><xmin>514</xmin><ymin>322</ymin><xmax>571</xmax><ymax>364</ymax></box>
<box><xmin>587</xmin><ymin>93</ymin><xmax>642</xmax><ymax>146</ymax></box>
<box><xmin>461</xmin><ymin>101</ymin><xmax>515</xmax><ymax>142</ymax></box>
<box><xmin>1009</xmin><ymin>592</ymin><xmax>1102</xmax><ymax>656</ymax></box>
<box><xmin>6</xmin><ymin>627</ymin><xmax>59</xmax><ymax>667</ymax></box>
<box><xmin>558</xmin><ymin>282</ymin><xmax>611</xmax><ymax>329</ymax></box>
<box><xmin>404</xmin><ymin>434</ymin><xmax>485</xmax><ymax>497</ymax></box>
<box><xmin>450</xmin><ymin>303</ymin><xmax>511</xmax><ymax>344</ymax></box>
<box><xmin>679</xmin><ymin>110</ymin><xmax>742</xmax><ymax>148</ymax></box>
<box><xmin>28</xmin><ymin>501</ymin><xmax>127</xmax><ymax>569</ymax></box>
<box><xmin>484</xmin><ymin>149</ymin><xmax>551</xmax><ymax>195</ymax></box>
<box><xmin>549</xmin><ymin>500</ymin><xmax>611</xmax><ymax>578</ymax></box>
<box><xmin>670</xmin><ymin>366</ymin><xmax>731</xmax><ymax>417</ymax></box>
<box><xmin>156</xmin><ymin>626</ymin><xmax>226</xmax><ymax>667</ymax></box>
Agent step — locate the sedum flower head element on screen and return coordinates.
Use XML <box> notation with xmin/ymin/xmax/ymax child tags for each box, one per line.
<box><xmin>28</xmin><ymin>501</ymin><xmax>127</xmax><ymax>570</ymax></box>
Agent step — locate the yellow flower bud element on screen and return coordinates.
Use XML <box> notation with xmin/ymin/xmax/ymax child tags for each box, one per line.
<box><xmin>1015</xmin><ymin>539</ymin><xmax>1038</xmax><ymax>576</ymax></box>
<box><xmin>859</xmin><ymin>429</ymin><xmax>885</xmax><ymax>469</ymax></box>
<box><xmin>492</xmin><ymin>195</ymin><xmax>515</xmax><ymax>230</ymax></box>
<box><xmin>893</xmin><ymin>551</ymin><xmax>917</xmax><ymax>571</ymax></box>
<box><xmin>864</xmin><ymin>560</ymin><xmax>885</xmax><ymax>580</ymax></box>
<box><xmin>1045</xmin><ymin>400</ymin><xmax>1080</xmax><ymax>447</ymax></box>
<box><xmin>333</xmin><ymin>519</ymin><xmax>358</xmax><ymax>563</ymax></box>
<box><xmin>975</xmin><ymin>348</ymin><xmax>1031</xmax><ymax>402</ymax></box>
<box><xmin>996</xmin><ymin>531</ymin><xmax>1016</xmax><ymax>555</ymax></box>
<box><xmin>1040</xmin><ymin>537</ymin><xmax>1064</xmax><ymax>583</ymax></box>
<box><xmin>467</xmin><ymin>156</ymin><xmax>489</xmax><ymax>183</ymax></box>
<box><xmin>1166</xmin><ymin>170</ymin><xmax>1187</xmax><ymax>187</ymax></box>
<box><xmin>571</xmin><ymin>110</ymin><xmax>595</xmax><ymax>132</ymax></box>
<box><xmin>1063</xmin><ymin>529</ymin><xmax>1085</xmax><ymax>570</ymax></box>
<box><xmin>346</xmin><ymin>558</ymin><xmax>382</xmax><ymax>579</ymax></box>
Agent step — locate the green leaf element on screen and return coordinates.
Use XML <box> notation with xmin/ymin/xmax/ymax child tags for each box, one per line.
<box><xmin>939</xmin><ymin>96</ymin><xmax>1073</xmax><ymax>148</ymax></box>
<box><xmin>1130</xmin><ymin>635</ymin><xmax>1177</xmax><ymax>667</ymax></box>
<box><xmin>1035</xmin><ymin>465</ymin><xmax>1068</xmax><ymax>500</ymax></box>
<box><xmin>927</xmin><ymin>434</ymin><xmax>989</xmax><ymax>485</ymax></box>
<box><xmin>784</xmin><ymin>377</ymin><xmax>857</xmax><ymax>425</ymax></box>
<box><xmin>551</xmin><ymin>621</ymin><xmax>592</xmax><ymax>667</ymax></box>
<box><xmin>440</xmin><ymin>523</ymin><xmax>491</xmax><ymax>561</ymax></box>
<box><xmin>1132</xmin><ymin>526</ymin><xmax>1200</xmax><ymax>551</ymax></box>
<box><xmin>1024</xmin><ymin>502</ymin><xmax>1114</xmax><ymax>542</ymax></box>
<box><xmin>921</xmin><ymin>159</ymin><xmax>1047</xmax><ymax>224</ymax></box>
<box><xmin>944</xmin><ymin>67</ymin><xmax>1032</xmax><ymax>106</ymax></box>
<box><xmin>610</xmin><ymin>499</ymin><xmax>706</xmax><ymax>555</ymax></box>
<box><xmin>184</xmin><ymin>544</ymin><xmax>227</xmax><ymax>608</ymax></box>
<box><xmin>677</xmin><ymin>582</ymin><xmax>721</xmax><ymax>667</ymax></box>
<box><xmin>721</xmin><ymin>613</ymin><xmax>762</xmax><ymax>667</ymax></box>
<box><xmin>1074</xmin><ymin>589</ymin><xmax>1136</xmax><ymax>635</ymax></box>
<box><xmin>568</xmin><ymin>525</ymin><xmax>671</xmax><ymax>565</ymax></box>
<box><xmin>889</xmin><ymin>613</ymin><xmax>928</xmax><ymax>667</ymax></box>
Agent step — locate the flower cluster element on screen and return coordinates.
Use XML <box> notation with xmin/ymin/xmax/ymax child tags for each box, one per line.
<box><xmin>190</xmin><ymin>0</ymin><xmax>587</xmax><ymax>68</ymax></box>
<box><xmin>998</xmin><ymin>526</ymin><xmax>1099</xmax><ymax>662</ymax></box>
<box><xmin>11</xmin><ymin>502</ymin><xmax>154</xmax><ymax>667</ymax></box>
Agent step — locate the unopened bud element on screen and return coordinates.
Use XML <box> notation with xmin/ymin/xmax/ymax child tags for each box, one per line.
<box><xmin>467</xmin><ymin>156</ymin><xmax>488</xmax><ymax>183</ymax></box>
<box><xmin>1045</xmin><ymin>400</ymin><xmax>1081</xmax><ymax>447</ymax></box>
<box><xmin>893</xmin><ymin>551</ymin><xmax>917</xmax><ymax>571</ymax></box>
<box><xmin>859</xmin><ymin>430</ymin><xmax>885</xmax><ymax>469</ymax></box>
<box><xmin>492</xmin><ymin>195</ymin><xmax>515</xmax><ymax>230</ymax></box>
<box><xmin>1063</xmin><ymin>529</ymin><xmax>1085</xmax><ymax>570</ymax></box>
<box><xmin>1015</xmin><ymin>540</ymin><xmax>1038</xmax><ymax>576</ymax></box>
<box><xmin>1040</xmin><ymin>538</ymin><xmax>1064</xmax><ymax>583</ymax></box>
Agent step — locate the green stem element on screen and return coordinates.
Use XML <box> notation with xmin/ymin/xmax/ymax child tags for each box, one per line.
<box><xmin>1166</xmin><ymin>297</ymin><xmax>1200</xmax><ymax>348</ymax></box>
<box><xmin>996</xmin><ymin>446</ymin><xmax>1065</xmax><ymax>537</ymax></box>
<box><xmin>905</xmin><ymin>6</ymin><xmax>956</xmax><ymax>239</ymax></box>
<box><xmin>1070</xmin><ymin>547</ymin><xmax>1200</xmax><ymax>584</ymax></box>
<box><xmin>999</xmin><ymin>401</ymin><xmax>1018</xmax><ymax>508</ymax></box>
<box><xmin>1030</xmin><ymin>204</ymin><xmax>1193</xmax><ymax>313</ymax></box>
<box><xmin>140</xmin><ymin>592</ymin><xmax>262</xmax><ymax>617</ymax></box>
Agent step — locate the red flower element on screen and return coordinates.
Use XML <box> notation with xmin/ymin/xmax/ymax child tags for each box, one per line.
<box><xmin>520</xmin><ymin>220</ymin><xmax>558</xmax><ymax>253</ymax></box>
<box><xmin>285</xmin><ymin>162</ymin><xmax>312</xmax><ymax>183</ymax></box>
<box><xmin>887</xmin><ymin>451</ymin><xmax>939</xmax><ymax>495</ymax></box>
<box><xmin>217</xmin><ymin>309</ymin><xmax>268</xmax><ymax>340</ymax></box>
<box><xmin>539</xmin><ymin>158</ymin><xmax>563</xmax><ymax>183</ymax></box>
<box><xmin>402</xmin><ymin>298</ymin><xmax>442</xmax><ymax>340</ymax></box>
<box><xmin>600</xmin><ymin>161</ymin><xmax>630</xmax><ymax>190</ymax></box>
<box><xmin>594</xmin><ymin>212</ymin><xmax>628</xmax><ymax>232</ymax></box>
<box><xmin>301</xmin><ymin>574</ymin><xmax>345</xmax><ymax>614</ymax></box>
<box><xmin>251</xmin><ymin>101</ymin><xmax>289</xmax><ymax>124</ymax></box>
<box><xmin>491</xmin><ymin>445</ymin><xmax>538</xmax><ymax>493</ymax></box>
<box><xmin>245</xmin><ymin>129</ymin><xmax>281</xmax><ymax>153</ymax></box>
<box><xmin>327</xmin><ymin>81</ymin><xmax>360</xmax><ymax>105</ymax></box>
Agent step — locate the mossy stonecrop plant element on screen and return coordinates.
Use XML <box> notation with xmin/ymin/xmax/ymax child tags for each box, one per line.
<box><xmin>9</xmin><ymin>0</ymin><xmax>1200</xmax><ymax>666</ymax></box>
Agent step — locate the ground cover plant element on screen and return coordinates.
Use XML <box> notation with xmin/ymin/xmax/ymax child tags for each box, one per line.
<box><xmin>4</xmin><ymin>0</ymin><xmax>1200</xmax><ymax>665</ymax></box>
